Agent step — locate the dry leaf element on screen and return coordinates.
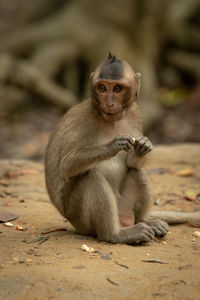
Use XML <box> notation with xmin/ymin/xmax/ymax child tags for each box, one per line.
<box><xmin>15</xmin><ymin>225</ymin><xmax>25</xmax><ymax>231</ymax></box>
<box><xmin>22</xmin><ymin>169</ymin><xmax>40</xmax><ymax>175</ymax></box>
<box><xmin>81</xmin><ymin>244</ymin><xmax>95</xmax><ymax>253</ymax></box>
<box><xmin>25</xmin><ymin>258</ymin><xmax>33</xmax><ymax>263</ymax></box>
<box><xmin>3</xmin><ymin>222</ymin><xmax>14</xmax><ymax>227</ymax></box>
<box><xmin>5</xmin><ymin>169</ymin><xmax>40</xmax><ymax>179</ymax></box>
<box><xmin>41</xmin><ymin>228</ymin><xmax>67</xmax><ymax>234</ymax></box>
<box><xmin>143</xmin><ymin>258</ymin><xmax>168</xmax><ymax>264</ymax></box>
<box><xmin>13</xmin><ymin>258</ymin><xmax>32</xmax><ymax>263</ymax></box>
<box><xmin>184</xmin><ymin>189</ymin><xmax>200</xmax><ymax>201</ymax></box>
<box><xmin>193</xmin><ymin>231</ymin><xmax>200</xmax><ymax>238</ymax></box>
<box><xmin>177</xmin><ymin>168</ymin><xmax>194</xmax><ymax>177</ymax></box>
<box><xmin>0</xmin><ymin>179</ymin><xmax>9</xmax><ymax>186</ymax></box>
<box><xmin>13</xmin><ymin>257</ymin><xmax>19</xmax><ymax>262</ymax></box>
<box><xmin>0</xmin><ymin>212</ymin><xmax>18</xmax><ymax>222</ymax></box>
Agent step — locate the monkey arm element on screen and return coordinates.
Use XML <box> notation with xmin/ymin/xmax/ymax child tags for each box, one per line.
<box><xmin>126</xmin><ymin>152</ymin><xmax>146</xmax><ymax>169</ymax></box>
<box><xmin>126</xmin><ymin>136</ymin><xmax>153</xmax><ymax>169</ymax></box>
<box><xmin>60</xmin><ymin>146</ymin><xmax>113</xmax><ymax>180</ymax></box>
<box><xmin>60</xmin><ymin>135</ymin><xmax>135</xmax><ymax>180</ymax></box>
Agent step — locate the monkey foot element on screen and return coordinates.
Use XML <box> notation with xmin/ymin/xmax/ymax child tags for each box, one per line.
<box><xmin>144</xmin><ymin>219</ymin><xmax>169</xmax><ymax>237</ymax></box>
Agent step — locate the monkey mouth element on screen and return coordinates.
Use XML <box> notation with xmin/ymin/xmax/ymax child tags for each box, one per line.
<box><xmin>103</xmin><ymin>110</ymin><xmax>122</xmax><ymax>116</ymax></box>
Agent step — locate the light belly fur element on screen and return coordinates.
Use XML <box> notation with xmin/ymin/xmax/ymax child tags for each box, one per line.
<box><xmin>96</xmin><ymin>151</ymin><xmax>127</xmax><ymax>192</ymax></box>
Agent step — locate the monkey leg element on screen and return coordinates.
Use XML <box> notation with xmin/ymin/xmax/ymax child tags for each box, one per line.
<box><xmin>120</xmin><ymin>168</ymin><xmax>168</xmax><ymax>237</ymax></box>
<box><xmin>65</xmin><ymin>168</ymin><xmax>155</xmax><ymax>244</ymax></box>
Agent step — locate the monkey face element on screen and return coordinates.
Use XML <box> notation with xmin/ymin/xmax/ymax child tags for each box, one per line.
<box><xmin>91</xmin><ymin>53</ymin><xmax>141</xmax><ymax>122</ymax></box>
<box><xmin>92</xmin><ymin>80</ymin><xmax>133</xmax><ymax>122</ymax></box>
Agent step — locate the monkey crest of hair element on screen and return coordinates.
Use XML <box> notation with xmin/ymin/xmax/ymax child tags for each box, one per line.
<box><xmin>107</xmin><ymin>51</ymin><xmax>117</xmax><ymax>63</ymax></box>
<box><xmin>99</xmin><ymin>52</ymin><xmax>123</xmax><ymax>80</ymax></box>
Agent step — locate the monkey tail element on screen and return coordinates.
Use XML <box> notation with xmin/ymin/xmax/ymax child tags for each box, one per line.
<box><xmin>149</xmin><ymin>210</ymin><xmax>200</xmax><ymax>228</ymax></box>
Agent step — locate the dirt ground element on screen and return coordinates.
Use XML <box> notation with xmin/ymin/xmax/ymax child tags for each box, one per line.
<box><xmin>0</xmin><ymin>144</ymin><xmax>200</xmax><ymax>300</ymax></box>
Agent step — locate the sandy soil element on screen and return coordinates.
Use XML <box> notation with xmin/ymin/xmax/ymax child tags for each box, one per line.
<box><xmin>0</xmin><ymin>144</ymin><xmax>200</xmax><ymax>300</ymax></box>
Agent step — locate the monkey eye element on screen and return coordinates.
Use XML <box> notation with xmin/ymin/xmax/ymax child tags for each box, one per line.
<box><xmin>98</xmin><ymin>84</ymin><xmax>107</xmax><ymax>92</ymax></box>
<box><xmin>113</xmin><ymin>85</ymin><xmax>122</xmax><ymax>92</ymax></box>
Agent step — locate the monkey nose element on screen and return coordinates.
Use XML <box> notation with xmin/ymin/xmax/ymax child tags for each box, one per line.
<box><xmin>106</xmin><ymin>102</ymin><xmax>114</xmax><ymax>108</ymax></box>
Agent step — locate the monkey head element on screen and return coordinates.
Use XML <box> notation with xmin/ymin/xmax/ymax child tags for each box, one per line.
<box><xmin>91</xmin><ymin>53</ymin><xmax>141</xmax><ymax>122</ymax></box>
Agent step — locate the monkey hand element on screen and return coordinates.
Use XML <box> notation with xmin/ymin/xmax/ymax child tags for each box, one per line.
<box><xmin>134</xmin><ymin>137</ymin><xmax>153</xmax><ymax>156</ymax></box>
<box><xmin>109</xmin><ymin>135</ymin><xmax>134</xmax><ymax>155</ymax></box>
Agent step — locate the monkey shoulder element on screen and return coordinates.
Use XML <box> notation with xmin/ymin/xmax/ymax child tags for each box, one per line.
<box><xmin>128</xmin><ymin>102</ymin><xmax>142</xmax><ymax>121</ymax></box>
<box><xmin>127</xmin><ymin>102</ymin><xmax>143</xmax><ymax>135</ymax></box>
<box><xmin>53</xmin><ymin>99</ymin><xmax>97</xmax><ymax>148</ymax></box>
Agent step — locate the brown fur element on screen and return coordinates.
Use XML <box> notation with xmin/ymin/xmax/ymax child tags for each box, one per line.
<box><xmin>45</xmin><ymin>56</ymin><xmax>199</xmax><ymax>244</ymax></box>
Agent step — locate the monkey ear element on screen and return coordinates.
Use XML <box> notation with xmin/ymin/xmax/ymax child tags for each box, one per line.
<box><xmin>135</xmin><ymin>72</ymin><xmax>141</xmax><ymax>98</ymax></box>
<box><xmin>90</xmin><ymin>72</ymin><xmax>95</xmax><ymax>79</ymax></box>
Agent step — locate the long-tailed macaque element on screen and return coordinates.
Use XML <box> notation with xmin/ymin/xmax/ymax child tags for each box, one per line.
<box><xmin>45</xmin><ymin>53</ymin><xmax>200</xmax><ymax>244</ymax></box>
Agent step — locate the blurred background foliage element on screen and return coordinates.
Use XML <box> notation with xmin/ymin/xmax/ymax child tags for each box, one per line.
<box><xmin>0</xmin><ymin>0</ymin><xmax>199</xmax><ymax>160</ymax></box>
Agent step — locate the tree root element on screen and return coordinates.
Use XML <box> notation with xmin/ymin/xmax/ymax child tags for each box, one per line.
<box><xmin>0</xmin><ymin>54</ymin><xmax>78</xmax><ymax>109</ymax></box>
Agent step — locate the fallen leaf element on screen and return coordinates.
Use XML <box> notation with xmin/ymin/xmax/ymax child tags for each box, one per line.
<box><xmin>15</xmin><ymin>225</ymin><xmax>25</xmax><ymax>231</ymax></box>
<box><xmin>13</xmin><ymin>257</ymin><xmax>19</xmax><ymax>262</ymax></box>
<box><xmin>89</xmin><ymin>252</ymin><xmax>100</xmax><ymax>256</ymax></box>
<box><xmin>41</xmin><ymin>228</ymin><xmax>67</xmax><ymax>234</ymax></box>
<box><xmin>5</xmin><ymin>170</ymin><xmax>25</xmax><ymax>179</ymax></box>
<box><xmin>3</xmin><ymin>222</ymin><xmax>14</xmax><ymax>227</ymax></box>
<box><xmin>0</xmin><ymin>212</ymin><xmax>18</xmax><ymax>222</ymax></box>
<box><xmin>193</xmin><ymin>231</ymin><xmax>200</xmax><ymax>238</ymax></box>
<box><xmin>184</xmin><ymin>189</ymin><xmax>200</xmax><ymax>201</ymax></box>
<box><xmin>177</xmin><ymin>168</ymin><xmax>194</xmax><ymax>177</ymax></box>
<box><xmin>13</xmin><ymin>257</ymin><xmax>32</xmax><ymax>263</ymax></box>
<box><xmin>5</xmin><ymin>169</ymin><xmax>40</xmax><ymax>179</ymax></box>
<box><xmin>142</xmin><ymin>258</ymin><xmax>168</xmax><ymax>264</ymax></box>
<box><xmin>0</xmin><ymin>179</ymin><xmax>9</xmax><ymax>186</ymax></box>
<box><xmin>81</xmin><ymin>244</ymin><xmax>95</xmax><ymax>253</ymax></box>
<box><xmin>25</xmin><ymin>258</ymin><xmax>33</xmax><ymax>263</ymax></box>
<box><xmin>22</xmin><ymin>169</ymin><xmax>40</xmax><ymax>175</ymax></box>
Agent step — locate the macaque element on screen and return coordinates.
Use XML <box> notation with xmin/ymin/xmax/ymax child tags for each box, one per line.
<box><xmin>45</xmin><ymin>53</ymin><xmax>200</xmax><ymax>244</ymax></box>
